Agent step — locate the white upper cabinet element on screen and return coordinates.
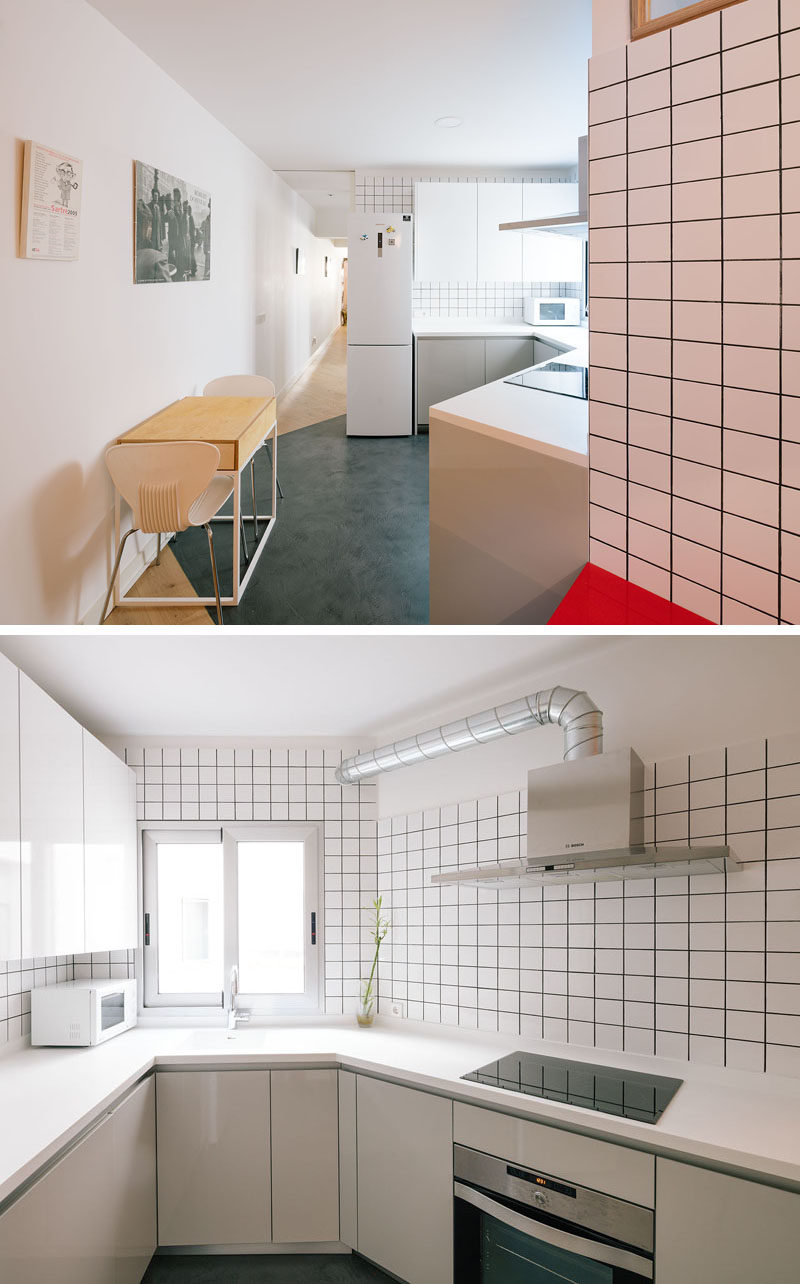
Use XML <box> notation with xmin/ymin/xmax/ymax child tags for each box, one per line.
<box><xmin>476</xmin><ymin>183</ymin><xmax>523</xmax><ymax>282</ymax></box>
<box><xmin>83</xmin><ymin>730</ymin><xmax>137</xmax><ymax>953</ymax></box>
<box><xmin>523</xmin><ymin>181</ymin><xmax>580</xmax><ymax>221</ymax></box>
<box><xmin>522</xmin><ymin>182</ymin><xmax>583</xmax><ymax>282</ymax></box>
<box><xmin>20</xmin><ymin>673</ymin><xmax>84</xmax><ymax>958</ymax></box>
<box><xmin>414</xmin><ymin>182</ymin><xmax>477</xmax><ymax>282</ymax></box>
<box><xmin>0</xmin><ymin>656</ymin><xmax>20</xmax><ymax>962</ymax></box>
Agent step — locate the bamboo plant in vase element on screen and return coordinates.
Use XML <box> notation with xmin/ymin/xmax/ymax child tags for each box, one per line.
<box><xmin>357</xmin><ymin>895</ymin><xmax>390</xmax><ymax>1027</ymax></box>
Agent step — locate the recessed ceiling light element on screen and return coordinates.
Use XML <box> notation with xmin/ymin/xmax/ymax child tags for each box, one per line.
<box><xmin>435</xmin><ymin>116</ymin><xmax>463</xmax><ymax>128</ymax></box>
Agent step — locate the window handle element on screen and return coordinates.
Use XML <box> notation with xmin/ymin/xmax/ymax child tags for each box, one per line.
<box><xmin>144</xmin><ymin>912</ymin><xmax>150</xmax><ymax>947</ymax></box>
<box><xmin>310</xmin><ymin>911</ymin><xmax>317</xmax><ymax>945</ymax></box>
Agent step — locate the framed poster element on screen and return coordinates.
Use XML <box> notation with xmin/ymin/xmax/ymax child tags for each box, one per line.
<box><xmin>134</xmin><ymin>160</ymin><xmax>211</xmax><ymax>283</ymax></box>
<box><xmin>19</xmin><ymin>140</ymin><xmax>82</xmax><ymax>260</ymax></box>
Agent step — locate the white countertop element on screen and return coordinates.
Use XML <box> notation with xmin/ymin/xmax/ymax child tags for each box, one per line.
<box><xmin>414</xmin><ymin>318</ymin><xmax>540</xmax><ymax>338</ymax></box>
<box><xmin>2</xmin><ymin>1018</ymin><xmax>800</xmax><ymax>1206</ymax></box>
<box><xmin>429</xmin><ymin>325</ymin><xmax>588</xmax><ymax>465</ymax></box>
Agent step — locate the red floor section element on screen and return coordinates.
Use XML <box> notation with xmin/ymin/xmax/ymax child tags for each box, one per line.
<box><xmin>548</xmin><ymin>564</ymin><xmax>714</xmax><ymax>626</ymax></box>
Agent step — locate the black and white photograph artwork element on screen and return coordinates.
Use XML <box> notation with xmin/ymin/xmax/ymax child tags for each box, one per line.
<box><xmin>134</xmin><ymin>160</ymin><xmax>211</xmax><ymax>284</ymax></box>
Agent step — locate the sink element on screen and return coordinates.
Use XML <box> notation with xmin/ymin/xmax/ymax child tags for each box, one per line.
<box><xmin>177</xmin><ymin>1028</ymin><xmax>270</xmax><ymax>1052</ymax></box>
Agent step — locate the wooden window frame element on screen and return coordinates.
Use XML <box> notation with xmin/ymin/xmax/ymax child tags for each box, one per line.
<box><xmin>630</xmin><ymin>0</ymin><xmax>746</xmax><ymax>41</ymax></box>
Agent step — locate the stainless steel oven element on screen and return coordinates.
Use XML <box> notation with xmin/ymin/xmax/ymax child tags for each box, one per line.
<box><xmin>454</xmin><ymin>1145</ymin><xmax>653</xmax><ymax>1283</ymax></box>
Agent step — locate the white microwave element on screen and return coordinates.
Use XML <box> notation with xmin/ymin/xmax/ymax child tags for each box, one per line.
<box><xmin>524</xmin><ymin>296</ymin><xmax>581</xmax><ymax>326</ymax></box>
<box><xmin>31</xmin><ymin>978</ymin><xmax>137</xmax><ymax>1047</ymax></box>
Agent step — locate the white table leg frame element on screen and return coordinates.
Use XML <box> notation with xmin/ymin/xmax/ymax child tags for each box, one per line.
<box><xmin>113</xmin><ymin>419</ymin><xmax>278</xmax><ymax>611</ymax></box>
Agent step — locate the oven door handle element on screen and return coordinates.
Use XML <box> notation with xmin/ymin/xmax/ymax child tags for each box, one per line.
<box><xmin>454</xmin><ymin>1182</ymin><xmax>653</xmax><ymax>1280</ymax></box>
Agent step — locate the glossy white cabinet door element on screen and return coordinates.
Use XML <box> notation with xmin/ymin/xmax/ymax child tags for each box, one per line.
<box><xmin>112</xmin><ymin>1078</ymin><xmax>156</xmax><ymax>1284</ymax></box>
<box><xmin>0</xmin><ymin>655</ymin><xmax>20</xmax><ymax>961</ymax></box>
<box><xmin>19</xmin><ymin>673</ymin><xmax>84</xmax><ymax>957</ymax></box>
<box><xmin>357</xmin><ymin>1075</ymin><xmax>453</xmax><ymax>1284</ymax></box>
<box><xmin>414</xmin><ymin>182</ymin><xmax>478</xmax><ymax>282</ymax></box>
<box><xmin>477</xmin><ymin>183</ymin><xmax>523</xmax><ymax>282</ymax></box>
<box><xmin>655</xmin><ymin>1158</ymin><xmax>800</xmax><ymax>1284</ymax></box>
<box><xmin>0</xmin><ymin>1104</ymin><xmax>117</xmax><ymax>1283</ymax></box>
<box><xmin>156</xmin><ymin>1070</ymin><xmax>271</xmax><ymax>1246</ymax></box>
<box><xmin>416</xmin><ymin>338</ymin><xmax>485</xmax><ymax>426</ymax></box>
<box><xmin>338</xmin><ymin>1070</ymin><xmax>358</xmax><ymax>1250</ymax></box>
<box><xmin>271</xmin><ymin>1069</ymin><xmax>339</xmax><ymax>1243</ymax></box>
<box><xmin>83</xmin><ymin>730</ymin><xmax>137</xmax><ymax>952</ymax></box>
<box><xmin>522</xmin><ymin>182</ymin><xmax>583</xmax><ymax>282</ymax></box>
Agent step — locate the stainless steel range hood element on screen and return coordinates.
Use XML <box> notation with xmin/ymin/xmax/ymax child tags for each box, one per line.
<box><xmin>431</xmin><ymin>749</ymin><xmax>738</xmax><ymax>889</ymax></box>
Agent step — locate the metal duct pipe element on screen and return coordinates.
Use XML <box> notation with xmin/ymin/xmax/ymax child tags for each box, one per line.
<box><xmin>335</xmin><ymin>686</ymin><xmax>603</xmax><ymax>785</ymax></box>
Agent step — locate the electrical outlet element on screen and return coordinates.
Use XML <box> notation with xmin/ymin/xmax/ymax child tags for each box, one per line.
<box><xmin>389</xmin><ymin>1000</ymin><xmax>406</xmax><ymax>1019</ymax></box>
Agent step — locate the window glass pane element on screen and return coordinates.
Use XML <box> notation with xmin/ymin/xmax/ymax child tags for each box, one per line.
<box><xmin>238</xmin><ymin>841</ymin><xmax>305</xmax><ymax>993</ymax></box>
<box><xmin>157</xmin><ymin>842</ymin><xmax>223</xmax><ymax>994</ymax></box>
<box><xmin>649</xmin><ymin>0</ymin><xmax>699</xmax><ymax>16</ymax></box>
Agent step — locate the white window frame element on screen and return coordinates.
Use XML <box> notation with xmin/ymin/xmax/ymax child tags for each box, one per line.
<box><xmin>141</xmin><ymin>821</ymin><xmax>322</xmax><ymax>1016</ymax></box>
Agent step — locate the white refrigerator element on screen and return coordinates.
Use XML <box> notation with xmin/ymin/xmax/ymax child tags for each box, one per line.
<box><xmin>346</xmin><ymin>212</ymin><xmax>413</xmax><ymax>437</ymax></box>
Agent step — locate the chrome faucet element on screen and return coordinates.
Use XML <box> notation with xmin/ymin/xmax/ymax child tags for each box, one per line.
<box><xmin>226</xmin><ymin>964</ymin><xmax>251</xmax><ymax>1037</ymax></box>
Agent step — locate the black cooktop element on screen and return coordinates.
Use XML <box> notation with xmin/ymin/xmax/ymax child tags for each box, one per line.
<box><xmin>504</xmin><ymin>362</ymin><xmax>588</xmax><ymax>400</ymax></box>
<box><xmin>462</xmin><ymin>1052</ymin><xmax>682</xmax><ymax>1124</ymax></box>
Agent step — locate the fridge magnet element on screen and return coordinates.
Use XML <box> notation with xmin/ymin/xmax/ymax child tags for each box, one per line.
<box><xmin>19</xmin><ymin>140</ymin><xmax>82</xmax><ymax>260</ymax></box>
<box><xmin>134</xmin><ymin>160</ymin><xmax>211</xmax><ymax>284</ymax></box>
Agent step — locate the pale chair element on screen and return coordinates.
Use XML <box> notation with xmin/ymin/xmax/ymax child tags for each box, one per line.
<box><xmin>101</xmin><ymin>441</ymin><xmax>234</xmax><ymax>625</ymax></box>
<box><xmin>203</xmin><ymin>378</ymin><xmax>284</xmax><ymax>543</ymax></box>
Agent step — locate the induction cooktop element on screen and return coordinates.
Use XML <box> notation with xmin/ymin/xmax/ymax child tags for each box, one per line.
<box><xmin>462</xmin><ymin>1052</ymin><xmax>682</xmax><ymax>1124</ymax></box>
<box><xmin>504</xmin><ymin>362</ymin><xmax>588</xmax><ymax>399</ymax></box>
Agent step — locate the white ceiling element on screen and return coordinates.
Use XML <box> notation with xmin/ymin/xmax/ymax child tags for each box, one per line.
<box><xmin>277</xmin><ymin>170</ymin><xmax>354</xmax><ymax>237</ymax></box>
<box><xmin>88</xmin><ymin>0</ymin><xmax>592</xmax><ymax>171</ymax></box>
<box><xmin>0</xmin><ymin>635</ymin><xmax>622</xmax><ymax>743</ymax></box>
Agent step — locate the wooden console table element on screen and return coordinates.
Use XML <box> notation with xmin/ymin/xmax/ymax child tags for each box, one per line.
<box><xmin>112</xmin><ymin>395</ymin><xmax>277</xmax><ymax>610</ymax></box>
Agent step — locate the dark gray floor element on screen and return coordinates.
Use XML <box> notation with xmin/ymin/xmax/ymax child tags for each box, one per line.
<box><xmin>142</xmin><ymin>1252</ymin><xmax>396</xmax><ymax>1283</ymax></box>
<box><xmin>170</xmin><ymin>415</ymin><xmax>429</xmax><ymax>624</ymax></box>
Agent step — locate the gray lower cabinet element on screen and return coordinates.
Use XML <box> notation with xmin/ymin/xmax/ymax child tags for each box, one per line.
<box><xmin>532</xmin><ymin>338</ymin><xmax>562</xmax><ymax>365</ymax></box>
<box><xmin>271</xmin><ymin>1069</ymin><xmax>339</xmax><ymax>1243</ymax></box>
<box><xmin>0</xmin><ymin>1077</ymin><xmax>156</xmax><ymax>1284</ymax></box>
<box><xmin>484</xmin><ymin>337</ymin><xmax>534</xmax><ymax>382</ymax></box>
<box><xmin>655</xmin><ymin>1157</ymin><xmax>800</xmax><ymax>1284</ymax></box>
<box><xmin>356</xmin><ymin>1075</ymin><xmax>453</xmax><ymax>1284</ymax></box>
<box><xmin>111</xmin><ymin>1079</ymin><xmax>158</xmax><ymax>1284</ymax></box>
<box><xmin>416</xmin><ymin>335</ymin><xmax>548</xmax><ymax>427</ymax></box>
<box><xmin>156</xmin><ymin>1070</ymin><xmax>271</xmax><ymax>1247</ymax></box>
<box><xmin>338</xmin><ymin>1070</ymin><xmax>358</xmax><ymax>1250</ymax></box>
<box><xmin>416</xmin><ymin>337</ymin><xmax>485</xmax><ymax>427</ymax></box>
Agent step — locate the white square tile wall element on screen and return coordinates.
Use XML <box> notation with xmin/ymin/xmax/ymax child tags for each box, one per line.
<box><xmin>0</xmin><ymin>952</ymin><xmax>136</xmax><ymax>1047</ymax></box>
<box><xmin>377</xmin><ymin>733</ymin><xmax>800</xmax><ymax>1077</ymax></box>
<box><xmin>356</xmin><ymin>172</ymin><xmax>582</xmax><ymax>319</ymax></box>
<box><xmin>124</xmin><ymin>744</ymin><xmax>378</xmax><ymax>1016</ymax></box>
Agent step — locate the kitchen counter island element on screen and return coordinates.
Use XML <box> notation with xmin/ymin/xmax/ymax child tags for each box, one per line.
<box><xmin>428</xmin><ymin>325</ymin><xmax>588</xmax><ymax>624</ymax></box>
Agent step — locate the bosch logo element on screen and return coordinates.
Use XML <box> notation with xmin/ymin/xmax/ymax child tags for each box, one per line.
<box><xmin>565</xmin><ymin>842</ymin><xmax>585</xmax><ymax>849</ymax></box>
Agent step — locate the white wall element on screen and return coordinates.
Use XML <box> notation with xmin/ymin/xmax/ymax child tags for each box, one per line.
<box><xmin>0</xmin><ymin>0</ymin><xmax>343</xmax><ymax>624</ymax></box>
<box><xmin>592</xmin><ymin>0</ymin><xmax>630</xmax><ymax>53</ymax></box>
<box><xmin>375</xmin><ymin>636</ymin><xmax>800</xmax><ymax>816</ymax></box>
